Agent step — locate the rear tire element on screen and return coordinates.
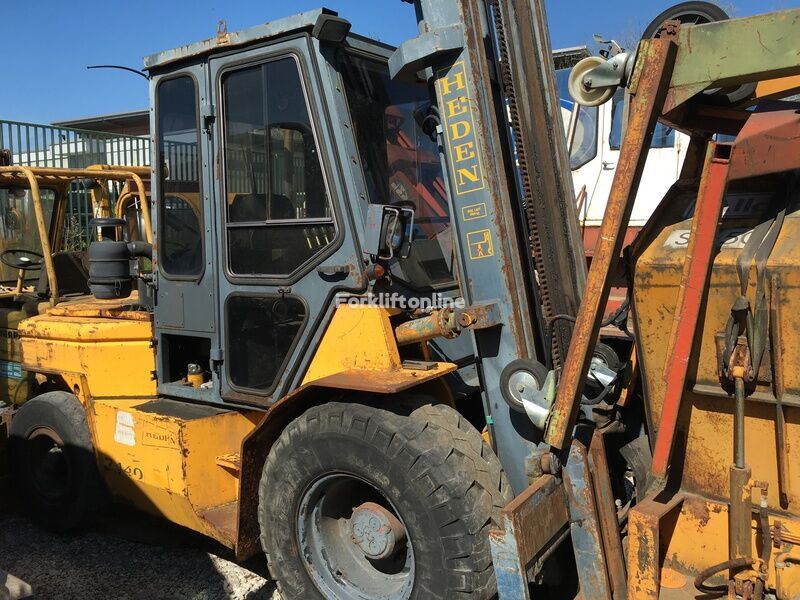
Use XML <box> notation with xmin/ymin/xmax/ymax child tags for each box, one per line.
<box><xmin>259</xmin><ymin>401</ymin><xmax>512</xmax><ymax>599</ymax></box>
<box><xmin>641</xmin><ymin>1</ymin><xmax>755</xmax><ymax>105</ymax></box>
<box><xmin>9</xmin><ymin>391</ymin><xmax>105</xmax><ymax>530</ymax></box>
<box><xmin>641</xmin><ymin>1</ymin><xmax>729</xmax><ymax>39</ymax></box>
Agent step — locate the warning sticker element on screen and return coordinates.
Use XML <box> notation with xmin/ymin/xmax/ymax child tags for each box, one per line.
<box><xmin>0</xmin><ymin>360</ymin><xmax>22</xmax><ymax>380</ymax></box>
<box><xmin>114</xmin><ymin>411</ymin><xmax>136</xmax><ymax>447</ymax></box>
<box><xmin>462</xmin><ymin>202</ymin><xmax>487</xmax><ymax>221</ymax></box>
<box><xmin>466</xmin><ymin>229</ymin><xmax>494</xmax><ymax>260</ymax></box>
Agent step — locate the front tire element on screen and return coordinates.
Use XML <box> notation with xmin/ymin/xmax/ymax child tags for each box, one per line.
<box><xmin>259</xmin><ymin>401</ymin><xmax>512</xmax><ymax>599</ymax></box>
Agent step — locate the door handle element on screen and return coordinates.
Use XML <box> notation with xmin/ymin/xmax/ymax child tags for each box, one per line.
<box><xmin>317</xmin><ymin>264</ymin><xmax>351</xmax><ymax>276</ymax></box>
<box><xmin>602</xmin><ymin>161</ymin><xmax>616</xmax><ymax>170</ymax></box>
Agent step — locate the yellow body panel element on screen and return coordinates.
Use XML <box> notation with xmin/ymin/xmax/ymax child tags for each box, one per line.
<box><xmin>90</xmin><ymin>398</ymin><xmax>259</xmax><ymax>546</ymax></box>
<box><xmin>629</xmin><ymin>493</ymin><xmax>800</xmax><ymax>595</ymax></box>
<box><xmin>16</xmin><ymin>299</ymin><xmax>454</xmax><ymax>549</ymax></box>
<box><xmin>303</xmin><ymin>305</ymin><xmax>403</xmax><ymax>384</ymax></box>
<box><xmin>19</xmin><ymin>305</ymin><xmax>156</xmax><ymax>398</ymax></box>
<box><xmin>302</xmin><ymin>305</ymin><xmax>458</xmax><ymax>393</ymax></box>
<box><xmin>0</xmin><ymin>305</ymin><xmax>33</xmax><ymax>406</ymax></box>
<box><xmin>634</xmin><ymin>185</ymin><xmax>800</xmax><ymax>593</ymax></box>
<box><xmin>635</xmin><ymin>190</ymin><xmax>800</xmax><ymax>507</ymax></box>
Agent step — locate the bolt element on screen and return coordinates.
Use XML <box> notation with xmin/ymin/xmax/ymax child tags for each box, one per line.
<box><xmin>457</xmin><ymin>312</ymin><xmax>476</xmax><ymax>328</ymax></box>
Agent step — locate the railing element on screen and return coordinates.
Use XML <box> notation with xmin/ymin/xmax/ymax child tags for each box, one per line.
<box><xmin>0</xmin><ymin>119</ymin><xmax>151</xmax><ymax>247</ymax></box>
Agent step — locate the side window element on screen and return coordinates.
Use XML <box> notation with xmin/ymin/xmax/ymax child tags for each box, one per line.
<box><xmin>609</xmin><ymin>89</ymin><xmax>675</xmax><ymax>150</ymax></box>
<box><xmin>569</xmin><ymin>105</ymin><xmax>599</xmax><ymax>170</ymax></box>
<box><xmin>222</xmin><ymin>57</ymin><xmax>334</xmax><ymax>277</ymax></box>
<box><xmin>555</xmin><ymin>67</ymin><xmax>598</xmax><ymax>170</ymax></box>
<box><xmin>157</xmin><ymin>76</ymin><xmax>204</xmax><ymax>277</ymax></box>
<box><xmin>226</xmin><ymin>295</ymin><xmax>306</xmax><ymax>392</ymax></box>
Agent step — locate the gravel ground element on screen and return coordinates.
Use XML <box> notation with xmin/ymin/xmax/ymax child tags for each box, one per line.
<box><xmin>0</xmin><ymin>508</ymin><xmax>281</xmax><ymax>600</ymax></box>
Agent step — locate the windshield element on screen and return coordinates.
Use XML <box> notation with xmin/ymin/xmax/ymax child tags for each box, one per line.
<box><xmin>0</xmin><ymin>188</ymin><xmax>56</xmax><ymax>284</ymax></box>
<box><xmin>341</xmin><ymin>53</ymin><xmax>455</xmax><ymax>290</ymax></box>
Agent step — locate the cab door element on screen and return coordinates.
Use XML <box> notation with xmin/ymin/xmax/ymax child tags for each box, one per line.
<box><xmin>151</xmin><ymin>64</ymin><xmax>222</xmax><ymax>403</ymax></box>
<box><xmin>209</xmin><ymin>38</ymin><xmax>363</xmax><ymax>406</ymax></box>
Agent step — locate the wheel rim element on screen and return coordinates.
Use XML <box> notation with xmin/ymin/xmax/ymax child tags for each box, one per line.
<box><xmin>297</xmin><ymin>473</ymin><xmax>415</xmax><ymax>600</ymax></box>
<box><xmin>26</xmin><ymin>427</ymin><xmax>71</xmax><ymax>504</ymax></box>
<box><xmin>568</xmin><ymin>56</ymin><xmax>615</xmax><ymax>107</ymax></box>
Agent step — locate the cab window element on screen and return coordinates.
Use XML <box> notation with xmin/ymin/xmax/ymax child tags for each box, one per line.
<box><xmin>221</xmin><ymin>56</ymin><xmax>334</xmax><ymax>277</ymax></box>
<box><xmin>156</xmin><ymin>75</ymin><xmax>204</xmax><ymax>277</ymax></box>
<box><xmin>555</xmin><ymin>67</ymin><xmax>598</xmax><ymax>170</ymax></box>
<box><xmin>341</xmin><ymin>54</ymin><xmax>455</xmax><ymax>290</ymax></box>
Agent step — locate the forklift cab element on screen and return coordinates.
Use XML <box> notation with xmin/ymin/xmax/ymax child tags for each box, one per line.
<box><xmin>147</xmin><ymin>9</ymin><xmax>459</xmax><ymax>408</ymax></box>
<box><xmin>0</xmin><ymin>167</ymin><xmax>151</xmax><ymax>405</ymax></box>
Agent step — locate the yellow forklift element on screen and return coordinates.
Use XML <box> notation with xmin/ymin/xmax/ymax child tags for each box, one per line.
<box><xmin>8</xmin><ymin>2</ymin><xmax>800</xmax><ymax>600</ymax></box>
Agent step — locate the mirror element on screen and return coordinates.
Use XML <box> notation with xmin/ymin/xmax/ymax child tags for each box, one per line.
<box><xmin>365</xmin><ymin>204</ymin><xmax>414</xmax><ymax>260</ymax></box>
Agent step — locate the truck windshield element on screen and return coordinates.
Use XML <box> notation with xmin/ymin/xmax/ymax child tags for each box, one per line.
<box><xmin>0</xmin><ymin>188</ymin><xmax>56</xmax><ymax>284</ymax></box>
<box><xmin>341</xmin><ymin>53</ymin><xmax>455</xmax><ymax>291</ymax></box>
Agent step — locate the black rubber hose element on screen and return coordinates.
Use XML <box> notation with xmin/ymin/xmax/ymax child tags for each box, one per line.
<box><xmin>127</xmin><ymin>241</ymin><xmax>153</xmax><ymax>260</ymax></box>
<box><xmin>694</xmin><ymin>557</ymin><xmax>755</xmax><ymax>596</ymax></box>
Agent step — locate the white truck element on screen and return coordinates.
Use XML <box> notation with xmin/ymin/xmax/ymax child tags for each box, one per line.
<box><xmin>555</xmin><ymin>50</ymin><xmax>688</xmax><ymax>316</ymax></box>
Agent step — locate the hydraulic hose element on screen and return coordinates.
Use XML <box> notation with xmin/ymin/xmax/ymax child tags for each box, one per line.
<box><xmin>694</xmin><ymin>557</ymin><xmax>755</xmax><ymax>596</ymax></box>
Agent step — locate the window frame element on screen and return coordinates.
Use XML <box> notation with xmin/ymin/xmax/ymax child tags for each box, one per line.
<box><xmin>218</xmin><ymin>52</ymin><xmax>338</xmax><ymax>282</ymax></box>
<box><xmin>608</xmin><ymin>89</ymin><xmax>675</xmax><ymax>151</ymax></box>
<box><xmin>154</xmin><ymin>71</ymin><xmax>206</xmax><ymax>281</ymax></box>
<box><xmin>223</xmin><ymin>291</ymin><xmax>309</xmax><ymax>396</ymax></box>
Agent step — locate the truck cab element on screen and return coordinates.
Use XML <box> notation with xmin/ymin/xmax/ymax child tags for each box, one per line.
<box><xmin>147</xmin><ymin>13</ymin><xmax>462</xmax><ymax>408</ymax></box>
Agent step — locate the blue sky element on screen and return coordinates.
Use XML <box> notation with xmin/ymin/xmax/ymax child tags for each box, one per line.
<box><xmin>1</xmin><ymin>0</ymin><xmax>792</xmax><ymax>124</ymax></box>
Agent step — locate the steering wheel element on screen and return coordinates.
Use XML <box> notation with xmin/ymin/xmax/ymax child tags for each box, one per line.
<box><xmin>1</xmin><ymin>249</ymin><xmax>44</xmax><ymax>271</ymax></box>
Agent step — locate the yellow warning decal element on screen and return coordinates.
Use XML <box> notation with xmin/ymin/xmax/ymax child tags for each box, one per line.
<box><xmin>466</xmin><ymin>229</ymin><xmax>494</xmax><ymax>260</ymax></box>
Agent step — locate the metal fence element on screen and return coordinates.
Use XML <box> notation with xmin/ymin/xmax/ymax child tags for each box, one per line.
<box><xmin>0</xmin><ymin>119</ymin><xmax>151</xmax><ymax>246</ymax></box>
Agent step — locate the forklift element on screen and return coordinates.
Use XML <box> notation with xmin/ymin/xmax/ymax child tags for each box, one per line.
<box><xmin>0</xmin><ymin>162</ymin><xmax>151</xmax><ymax>600</ymax></box>
<box><xmin>7</xmin><ymin>2</ymin><xmax>800</xmax><ymax>600</ymax></box>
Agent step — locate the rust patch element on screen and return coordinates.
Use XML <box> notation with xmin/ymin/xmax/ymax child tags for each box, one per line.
<box><xmin>683</xmin><ymin>494</ymin><xmax>711</xmax><ymax>528</ymax></box>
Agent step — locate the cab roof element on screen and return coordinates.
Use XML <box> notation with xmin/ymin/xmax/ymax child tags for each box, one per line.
<box><xmin>143</xmin><ymin>8</ymin><xmax>335</xmax><ymax>71</ymax></box>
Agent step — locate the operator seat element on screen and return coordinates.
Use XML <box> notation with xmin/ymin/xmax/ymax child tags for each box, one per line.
<box><xmin>228</xmin><ymin>193</ymin><xmax>295</xmax><ymax>273</ymax></box>
<box><xmin>36</xmin><ymin>251</ymin><xmax>90</xmax><ymax>299</ymax></box>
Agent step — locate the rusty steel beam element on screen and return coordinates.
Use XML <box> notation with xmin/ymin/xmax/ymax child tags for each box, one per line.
<box><xmin>489</xmin><ymin>474</ymin><xmax>569</xmax><ymax>599</ymax></box>
<box><xmin>728</xmin><ymin>109</ymin><xmax>800</xmax><ymax>181</ymax></box>
<box><xmin>651</xmin><ymin>144</ymin><xmax>730</xmax><ymax>480</ymax></box>
<box><xmin>589</xmin><ymin>430</ymin><xmax>627</xmax><ymax>599</ymax></box>
<box><xmin>563</xmin><ymin>440</ymin><xmax>612</xmax><ymax>600</ymax></box>
<box><xmin>627</xmin><ymin>493</ymin><xmax>685</xmax><ymax>600</ymax></box>
<box><xmin>544</xmin><ymin>37</ymin><xmax>678</xmax><ymax>450</ymax></box>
